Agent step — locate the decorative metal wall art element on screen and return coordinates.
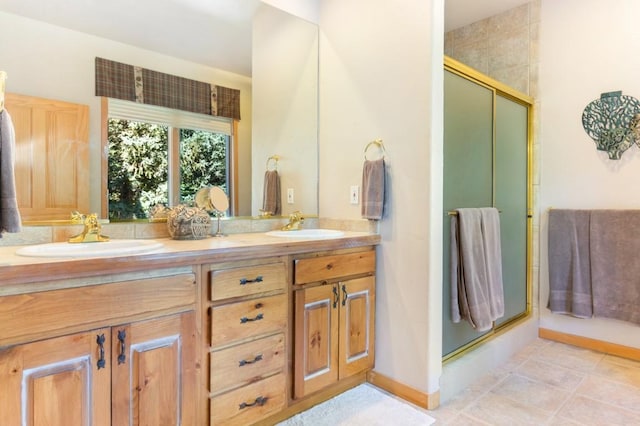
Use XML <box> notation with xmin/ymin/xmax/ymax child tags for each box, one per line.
<box><xmin>582</xmin><ymin>91</ymin><xmax>640</xmax><ymax>159</ymax></box>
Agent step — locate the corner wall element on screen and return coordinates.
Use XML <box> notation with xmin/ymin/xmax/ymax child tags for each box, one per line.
<box><xmin>539</xmin><ymin>0</ymin><xmax>640</xmax><ymax>347</ymax></box>
<box><xmin>318</xmin><ymin>0</ymin><xmax>443</xmax><ymax>396</ymax></box>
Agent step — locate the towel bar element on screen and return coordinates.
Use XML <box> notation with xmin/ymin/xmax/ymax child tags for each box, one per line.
<box><xmin>447</xmin><ymin>209</ymin><xmax>502</xmax><ymax>216</ymax></box>
<box><xmin>364</xmin><ymin>139</ymin><xmax>386</xmax><ymax>160</ymax></box>
<box><xmin>266</xmin><ymin>155</ymin><xmax>279</xmax><ymax>171</ymax></box>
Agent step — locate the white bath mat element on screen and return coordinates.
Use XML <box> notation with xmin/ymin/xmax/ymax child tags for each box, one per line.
<box><xmin>277</xmin><ymin>383</ymin><xmax>436</xmax><ymax>425</ymax></box>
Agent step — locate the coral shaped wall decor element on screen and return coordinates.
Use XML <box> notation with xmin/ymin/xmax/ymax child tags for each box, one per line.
<box><xmin>582</xmin><ymin>91</ymin><xmax>640</xmax><ymax>159</ymax></box>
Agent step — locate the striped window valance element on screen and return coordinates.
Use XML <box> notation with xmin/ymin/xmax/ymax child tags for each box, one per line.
<box><xmin>95</xmin><ymin>57</ymin><xmax>240</xmax><ymax>120</ymax></box>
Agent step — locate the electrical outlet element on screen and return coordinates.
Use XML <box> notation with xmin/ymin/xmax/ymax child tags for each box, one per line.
<box><xmin>287</xmin><ymin>188</ymin><xmax>294</xmax><ymax>204</ymax></box>
<box><xmin>350</xmin><ymin>185</ymin><xmax>359</xmax><ymax>204</ymax></box>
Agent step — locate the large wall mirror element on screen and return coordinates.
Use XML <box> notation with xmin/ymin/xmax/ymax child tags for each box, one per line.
<box><xmin>0</xmin><ymin>0</ymin><xmax>318</xmax><ymax>223</ymax></box>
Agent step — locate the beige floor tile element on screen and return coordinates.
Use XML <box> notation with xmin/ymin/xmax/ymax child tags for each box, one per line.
<box><xmin>592</xmin><ymin>356</ymin><xmax>640</xmax><ymax>387</ymax></box>
<box><xmin>445</xmin><ymin>413</ymin><xmax>493</xmax><ymax>425</ymax></box>
<box><xmin>490</xmin><ymin>373</ymin><xmax>571</xmax><ymax>412</ymax></box>
<box><xmin>602</xmin><ymin>353</ymin><xmax>640</xmax><ymax>369</ymax></box>
<box><xmin>557</xmin><ymin>395</ymin><xmax>640</xmax><ymax>425</ymax></box>
<box><xmin>463</xmin><ymin>392</ymin><xmax>552</xmax><ymax>426</ymax></box>
<box><xmin>576</xmin><ymin>374</ymin><xmax>640</xmax><ymax>413</ymax></box>
<box><xmin>535</xmin><ymin>341</ymin><xmax>604</xmax><ymax>372</ymax></box>
<box><xmin>514</xmin><ymin>358</ymin><xmax>585</xmax><ymax>391</ymax></box>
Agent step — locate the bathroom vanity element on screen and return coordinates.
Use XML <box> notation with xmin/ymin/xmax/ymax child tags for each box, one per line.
<box><xmin>0</xmin><ymin>231</ymin><xmax>379</xmax><ymax>425</ymax></box>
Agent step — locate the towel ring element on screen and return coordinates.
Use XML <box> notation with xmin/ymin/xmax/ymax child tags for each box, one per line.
<box><xmin>266</xmin><ymin>155</ymin><xmax>279</xmax><ymax>171</ymax></box>
<box><xmin>364</xmin><ymin>139</ymin><xmax>386</xmax><ymax>161</ymax></box>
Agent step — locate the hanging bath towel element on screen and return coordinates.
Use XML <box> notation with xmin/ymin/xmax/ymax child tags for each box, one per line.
<box><xmin>361</xmin><ymin>158</ymin><xmax>385</xmax><ymax>220</ymax></box>
<box><xmin>0</xmin><ymin>109</ymin><xmax>21</xmax><ymax>236</ymax></box>
<box><xmin>450</xmin><ymin>208</ymin><xmax>504</xmax><ymax>332</ymax></box>
<box><xmin>262</xmin><ymin>169</ymin><xmax>281</xmax><ymax>216</ymax></box>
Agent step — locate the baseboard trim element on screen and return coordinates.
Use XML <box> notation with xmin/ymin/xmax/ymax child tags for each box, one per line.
<box><xmin>539</xmin><ymin>328</ymin><xmax>640</xmax><ymax>361</ymax></box>
<box><xmin>367</xmin><ymin>370</ymin><xmax>439</xmax><ymax>410</ymax></box>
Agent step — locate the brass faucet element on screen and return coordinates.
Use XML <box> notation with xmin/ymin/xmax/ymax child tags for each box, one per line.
<box><xmin>68</xmin><ymin>212</ymin><xmax>110</xmax><ymax>243</ymax></box>
<box><xmin>281</xmin><ymin>211</ymin><xmax>304</xmax><ymax>231</ymax></box>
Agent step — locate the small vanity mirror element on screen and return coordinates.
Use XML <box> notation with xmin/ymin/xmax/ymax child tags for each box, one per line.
<box><xmin>209</xmin><ymin>186</ymin><xmax>229</xmax><ymax>237</ymax></box>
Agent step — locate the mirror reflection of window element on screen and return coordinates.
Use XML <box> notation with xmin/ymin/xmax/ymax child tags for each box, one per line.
<box><xmin>106</xmin><ymin>100</ymin><xmax>232</xmax><ymax>221</ymax></box>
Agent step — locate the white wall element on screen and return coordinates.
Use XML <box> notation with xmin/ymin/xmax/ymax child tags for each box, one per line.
<box><xmin>539</xmin><ymin>0</ymin><xmax>640</xmax><ymax>347</ymax></box>
<box><xmin>252</xmin><ymin>5</ymin><xmax>319</xmax><ymax>217</ymax></box>
<box><xmin>318</xmin><ymin>0</ymin><xmax>444</xmax><ymax>395</ymax></box>
<box><xmin>0</xmin><ymin>11</ymin><xmax>253</xmax><ymax>216</ymax></box>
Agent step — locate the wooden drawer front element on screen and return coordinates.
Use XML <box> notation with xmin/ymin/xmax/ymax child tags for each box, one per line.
<box><xmin>210</xmin><ymin>262</ymin><xmax>286</xmax><ymax>301</ymax></box>
<box><xmin>0</xmin><ymin>273</ymin><xmax>196</xmax><ymax>347</ymax></box>
<box><xmin>210</xmin><ymin>333</ymin><xmax>285</xmax><ymax>394</ymax></box>
<box><xmin>211</xmin><ymin>295</ymin><xmax>287</xmax><ymax>347</ymax></box>
<box><xmin>294</xmin><ymin>250</ymin><xmax>375</xmax><ymax>284</ymax></box>
<box><xmin>210</xmin><ymin>373</ymin><xmax>286</xmax><ymax>426</ymax></box>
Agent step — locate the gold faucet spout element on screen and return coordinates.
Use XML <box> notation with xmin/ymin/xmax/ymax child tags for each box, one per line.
<box><xmin>281</xmin><ymin>211</ymin><xmax>304</xmax><ymax>231</ymax></box>
<box><xmin>68</xmin><ymin>212</ymin><xmax>110</xmax><ymax>243</ymax></box>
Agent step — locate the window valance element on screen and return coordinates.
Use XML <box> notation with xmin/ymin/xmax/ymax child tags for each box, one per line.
<box><xmin>95</xmin><ymin>57</ymin><xmax>240</xmax><ymax>120</ymax></box>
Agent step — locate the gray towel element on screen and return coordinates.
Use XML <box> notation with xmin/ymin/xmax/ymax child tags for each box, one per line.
<box><xmin>547</xmin><ymin>209</ymin><xmax>593</xmax><ymax>318</ymax></box>
<box><xmin>0</xmin><ymin>109</ymin><xmax>21</xmax><ymax>236</ymax></box>
<box><xmin>590</xmin><ymin>210</ymin><xmax>640</xmax><ymax>324</ymax></box>
<box><xmin>262</xmin><ymin>170</ymin><xmax>281</xmax><ymax>216</ymax></box>
<box><xmin>450</xmin><ymin>208</ymin><xmax>504</xmax><ymax>332</ymax></box>
<box><xmin>361</xmin><ymin>159</ymin><xmax>385</xmax><ymax>220</ymax></box>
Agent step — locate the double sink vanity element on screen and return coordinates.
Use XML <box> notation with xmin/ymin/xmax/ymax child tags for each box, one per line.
<box><xmin>0</xmin><ymin>229</ymin><xmax>379</xmax><ymax>425</ymax></box>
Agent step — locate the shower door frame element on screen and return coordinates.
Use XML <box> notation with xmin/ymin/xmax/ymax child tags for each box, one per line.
<box><xmin>443</xmin><ymin>56</ymin><xmax>534</xmax><ymax>362</ymax></box>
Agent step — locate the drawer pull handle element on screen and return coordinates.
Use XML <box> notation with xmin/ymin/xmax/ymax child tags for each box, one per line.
<box><xmin>96</xmin><ymin>334</ymin><xmax>106</xmax><ymax>370</ymax></box>
<box><xmin>342</xmin><ymin>284</ymin><xmax>348</xmax><ymax>306</ymax></box>
<box><xmin>239</xmin><ymin>354</ymin><xmax>263</xmax><ymax>367</ymax></box>
<box><xmin>333</xmin><ymin>285</ymin><xmax>339</xmax><ymax>308</ymax></box>
<box><xmin>117</xmin><ymin>329</ymin><xmax>126</xmax><ymax>365</ymax></box>
<box><xmin>240</xmin><ymin>313</ymin><xmax>264</xmax><ymax>323</ymax></box>
<box><xmin>239</xmin><ymin>396</ymin><xmax>268</xmax><ymax>410</ymax></box>
<box><xmin>239</xmin><ymin>276</ymin><xmax>263</xmax><ymax>285</ymax></box>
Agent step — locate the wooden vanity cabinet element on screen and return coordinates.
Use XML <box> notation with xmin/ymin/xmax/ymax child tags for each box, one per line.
<box><xmin>206</xmin><ymin>258</ymin><xmax>288</xmax><ymax>425</ymax></box>
<box><xmin>0</xmin><ymin>272</ymin><xmax>197</xmax><ymax>426</ymax></box>
<box><xmin>293</xmin><ymin>249</ymin><xmax>376</xmax><ymax>399</ymax></box>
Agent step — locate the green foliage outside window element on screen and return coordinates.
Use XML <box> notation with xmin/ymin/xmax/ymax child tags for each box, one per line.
<box><xmin>108</xmin><ymin>119</ymin><xmax>228</xmax><ymax>220</ymax></box>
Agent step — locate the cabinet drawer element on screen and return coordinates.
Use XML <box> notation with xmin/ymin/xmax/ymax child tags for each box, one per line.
<box><xmin>0</xmin><ymin>273</ymin><xmax>196</xmax><ymax>347</ymax></box>
<box><xmin>294</xmin><ymin>250</ymin><xmax>375</xmax><ymax>285</ymax></box>
<box><xmin>211</xmin><ymin>294</ymin><xmax>287</xmax><ymax>347</ymax></box>
<box><xmin>210</xmin><ymin>333</ymin><xmax>285</xmax><ymax>394</ymax></box>
<box><xmin>210</xmin><ymin>373</ymin><xmax>286</xmax><ymax>426</ymax></box>
<box><xmin>210</xmin><ymin>262</ymin><xmax>286</xmax><ymax>301</ymax></box>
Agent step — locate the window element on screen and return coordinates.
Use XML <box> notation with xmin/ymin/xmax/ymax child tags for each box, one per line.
<box><xmin>104</xmin><ymin>99</ymin><xmax>233</xmax><ymax>220</ymax></box>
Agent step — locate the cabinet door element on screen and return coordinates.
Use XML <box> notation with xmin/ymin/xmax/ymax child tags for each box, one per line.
<box><xmin>111</xmin><ymin>311</ymin><xmax>196</xmax><ymax>426</ymax></box>
<box><xmin>0</xmin><ymin>328</ymin><xmax>111</xmax><ymax>426</ymax></box>
<box><xmin>294</xmin><ymin>284</ymin><xmax>339</xmax><ymax>398</ymax></box>
<box><xmin>339</xmin><ymin>277</ymin><xmax>375</xmax><ymax>379</ymax></box>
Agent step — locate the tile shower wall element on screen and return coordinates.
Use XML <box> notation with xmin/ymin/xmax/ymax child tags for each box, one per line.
<box><xmin>444</xmin><ymin>0</ymin><xmax>541</xmax><ymax>313</ymax></box>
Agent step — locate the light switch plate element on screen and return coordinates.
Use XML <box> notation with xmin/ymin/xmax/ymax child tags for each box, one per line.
<box><xmin>350</xmin><ymin>185</ymin><xmax>359</xmax><ymax>204</ymax></box>
<box><xmin>287</xmin><ymin>188</ymin><xmax>294</xmax><ymax>204</ymax></box>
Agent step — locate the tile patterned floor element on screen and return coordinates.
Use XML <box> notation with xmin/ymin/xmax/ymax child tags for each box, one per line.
<box><xmin>427</xmin><ymin>338</ymin><xmax>640</xmax><ymax>425</ymax></box>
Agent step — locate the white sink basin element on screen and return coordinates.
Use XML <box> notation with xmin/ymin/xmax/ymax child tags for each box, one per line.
<box><xmin>15</xmin><ymin>239</ymin><xmax>164</xmax><ymax>258</ymax></box>
<box><xmin>266</xmin><ymin>229</ymin><xmax>345</xmax><ymax>239</ymax></box>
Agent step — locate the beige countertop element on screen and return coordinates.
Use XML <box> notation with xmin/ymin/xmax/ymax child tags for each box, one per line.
<box><xmin>0</xmin><ymin>231</ymin><xmax>380</xmax><ymax>289</ymax></box>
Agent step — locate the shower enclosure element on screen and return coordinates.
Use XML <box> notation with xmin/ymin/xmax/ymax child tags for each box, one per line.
<box><xmin>442</xmin><ymin>57</ymin><xmax>533</xmax><ymax>360</ymax></box>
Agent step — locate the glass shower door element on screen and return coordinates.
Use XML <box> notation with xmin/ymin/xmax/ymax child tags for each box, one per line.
<box><xmin>442</xmin><ymin>65</ymin><xmax>530</xmax><ymax>358</ymax></box>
